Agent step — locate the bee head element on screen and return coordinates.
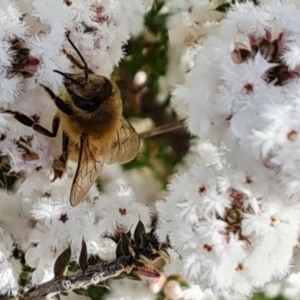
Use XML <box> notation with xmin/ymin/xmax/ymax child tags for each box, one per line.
<box><xmin>54</xmin><ymin>71</ymin><xmax>113</xmax><ymax>112</ymax></box>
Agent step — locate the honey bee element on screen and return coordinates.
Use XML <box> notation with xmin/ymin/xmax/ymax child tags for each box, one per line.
<box><xmin>2</xmin><ymin>32</ymin><xmax>140</xmax><ymax>206</ymax></box>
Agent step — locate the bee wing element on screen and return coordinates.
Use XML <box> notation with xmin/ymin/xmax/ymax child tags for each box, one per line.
<box><xmin>105</xmin><ymin>117</ymin><xmax>140</xmax><ymax>165</ymax></box>
<box><xmin>70</xmin><ymin>135</ymin><xmax>103</xmax><ymax>207</ymax></box>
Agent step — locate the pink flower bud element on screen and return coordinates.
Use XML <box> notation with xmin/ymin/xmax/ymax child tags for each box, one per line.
<box><xmin>163</xmin><ymin>280</ymin><xmax>184</xmax><ymax>300</ymax></box>
<box><xmin>149</xmin><ymin>273</ymin><xmax>167</xmax><ymax>294</ymax></box>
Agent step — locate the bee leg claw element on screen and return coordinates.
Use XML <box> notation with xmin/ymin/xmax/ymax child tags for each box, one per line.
<box><xmin>51</xmin><ymin>169</ymin><xmax>64</xmax><ymax>182</ymax></box>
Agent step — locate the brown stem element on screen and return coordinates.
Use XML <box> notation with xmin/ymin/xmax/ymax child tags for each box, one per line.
<box><xmin>1</xmin><ymin>260</ymin><xmax>127</xmax><ymax>300</ymax></box>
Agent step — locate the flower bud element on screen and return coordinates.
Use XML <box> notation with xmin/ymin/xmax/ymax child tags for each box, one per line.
<box><xmin>163</xmin><ymin>280</ymin><xmax>184</xmax><ymax>300</ymax></box>
<box><xmin>149</xmin><ymin>273</ymin><xmax>167</xmax><ymax>294</ymax></box>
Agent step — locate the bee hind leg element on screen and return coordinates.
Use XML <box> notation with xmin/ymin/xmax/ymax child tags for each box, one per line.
<box><xmin>52</xmin><ymin>131</ymin><xmax>69</xmax><ymax>182</ymax></box>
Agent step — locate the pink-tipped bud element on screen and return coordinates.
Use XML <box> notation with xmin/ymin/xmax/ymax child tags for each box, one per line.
<box><xmin>149</xmin><ymin>273</ymin><xmax>167</xmax><ymax>294</ymax></box>
<box><xmin>163</xmin><ymin>280</ymin><xmax>184</xmax><ymax>300</ymax></box>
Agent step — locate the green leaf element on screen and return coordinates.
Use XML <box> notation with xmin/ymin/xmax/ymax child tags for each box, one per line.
<box><xmin>251</xmin><ymin>292</ymin><xmax>289</xmax><ymax>300</ymax></box>
<box><xmin>79</xmin><ymin>238</ymin><xmax>88</xmax><ymax>273</ymax></box>
<box><xmin>73</xmin><ymin>288</ymin><xmax>89</xmax><ymax>296</ymax></box>
<box><xmin>126</xmin><ymin>272</ymin><xmax>141</xmax><ymax>281</ymax></box>
<box><xmin>125</xmin><ymin>229</ymin><xmax>131</xmax><ymax>241</ymax></box>
<box><xmin>215</xmin><ymin>3</ymin><xmax>232</xmax><ymax>13</ymax></box>
<box><xmin>116</xmin><ymin>240</ymin><xmax>123</xmax><ymax>258</ymax></box>
<box><xmin>87</xmin><ymin>285</ymin><xmax>110</xmax><ymax>300</ymax></box>
<box><xmin>121</xmin><ymin>233</ymin><xmax>131</xmax><ymax>256</ymax></box>
<box><xmin>52</xmin><ymin>295</ymin><xmax>61</xmax><ymax>300</ymax></box>
<box><xmin>134</xmin><ymin>219</ymin><xmax>146</xmax><ymax>247</ymax></box>
<box><xmin>53</xmin><ymin>244</ymin><xmax>71</xmax><ymax>277</ymax></box>
<box><xmin>0</xmin><ymin>170</ymin><xmax>7</xmax><ymax>188</ymax></box>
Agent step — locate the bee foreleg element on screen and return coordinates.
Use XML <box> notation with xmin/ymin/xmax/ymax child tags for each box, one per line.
<box><xmin>2</xmin><ymin>110</ymin><xmax>60</xmax><ymax>138</ymax></box>
<box><xmin>52</xmin><ymin>131</ymin><xmax>69</xmax><ymax>182</ymax></box>
<box><xmin>40</xmin><ymin>85</ymin><xmax>73</xmax><ymax>116</ymax></box>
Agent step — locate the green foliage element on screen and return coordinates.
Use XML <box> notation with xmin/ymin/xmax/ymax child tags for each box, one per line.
<box><xmin>118</xmin><ymin>0</ymin><xmax>189</xmax><ymax>188</ymax></box>
<box><xmin>12</xmin><ymin>246</ymin><xmax>36</xmax><ymax>287</ymax></box>
<box><xmin>73</xmin><ymin>285</ymin><xmax>110</xmax><ymax>300</ymax></box>
<box><xmin>251</xmin><ymin>292</ymin><xmax>289</xmax><ymax>300</ymax></box>
<box><xmin>9</xmin><ymin>219</ymin><xmax>169</xmax><ymax>300</ymax></box>
<box><xmin>119</xmin><ymin>0</ymin><xmax>169</xmax><ymax>98</ymax></box>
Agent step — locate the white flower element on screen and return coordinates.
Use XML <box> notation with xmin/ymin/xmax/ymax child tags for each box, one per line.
<box><xmin>156</xmin><ymin>162</ymin><xmax>300</xmax><ymax>296</ymax></box>
<box><xmin>174</xmin><ymin>0</ymin><xmax>300</xmax><ymax>198</ymax></box>
<box><xmin>0</xmin><ymin>177</ymin><xmax>150</xmax><ymax>285</ymax></box>
<box><xmin>0</xmin><ymin>229</ymin><xmax>20</xmax><ymax>295</ymax></box>
<box><xmin>95</xmin><ymin>185</ymin><xmax>150</xmax><ymax>234</ymax></box>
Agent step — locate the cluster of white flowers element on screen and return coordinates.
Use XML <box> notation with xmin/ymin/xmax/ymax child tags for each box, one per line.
<box><xmin>160</xmin><ymin>0</ymin><xmax>225</xmax><ymax>117</ymax></box>
<box><xmin>3</xmin><ymin>0</ymin><xmax>300</xmax><ymax>299</ymax></box>
<box><xmin>175</xmin><ymin>0</ymin><xmax>300</xmax><ymax>195</ymax></box>
<box><xmin>156</xmin><ymin>0</ymin><xmax>300</xmax><ymax>298</ymax></box>
<box><xmin>0</xmin><ymin>0</ymin><xmax>153</xmax><ymax>295</ymax></box>
<box><xmin>0</xmin><ymin>173</ymin><xmax>151</xmax><ymax>287</ymax></box>
<box><xmin>157</xmin><ymin>160</ymin><xmax>300</xmax><ymax>296</ymax></box>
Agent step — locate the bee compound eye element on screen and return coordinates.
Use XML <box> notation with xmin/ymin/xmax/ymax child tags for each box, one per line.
<box><xmin>72</xmin><ymin>94</ymin><xmax>98</xmax><ymax>112</ymax></box>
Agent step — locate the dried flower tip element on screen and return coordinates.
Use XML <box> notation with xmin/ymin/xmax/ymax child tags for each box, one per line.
<box><xmin>235</xmin><ymin>263</ymin><xmax>244</xmax><ymax>271</ymax></box>
<box><xmin>203</xmin><ymin>244</ymin><xmax>212</xmax><ymax>252</ymax></box>
<box><xmin>243</xmin><ymin>83</ymin><xmax>254</xmax><ymax>94</ymax></box>
<box><xmin>198</xmin><ymin>186</ymin><xmax>206</xmax><ymax>193</ymax></box>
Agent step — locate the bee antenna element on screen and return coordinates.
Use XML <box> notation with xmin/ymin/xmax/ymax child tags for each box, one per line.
<box><xmin>65</xmin><ymin>31</ymin><xmax>89</xmax><ymax>82</ymax></box>
<box><xmin>53</xmin><ymin>70</ymin><xmax>81</xmax><ymax>85</ymax></box>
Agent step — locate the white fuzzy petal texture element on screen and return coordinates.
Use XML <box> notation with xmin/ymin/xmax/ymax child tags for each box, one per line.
<box><xmin>0</xmin><ymin>229</ymin><xmax>21</xmax><ymax>295</ymax></box>
<box><xmin>174</xmin><ymin>0</ymin><xmax>300</xmax><ymax>198</ymax></box>
<box><xmin>104</xmin><ymin>278</ymin><xmax>155</xmax><ymax>300</ymax></box>
<box><xmin>0</xmin><ymin>175</ymin><xmax>150</xmax><ymax>285</ymax></box>
<box><xmin>163</xmin><ymin>0</ymin><xmax>223</xmax><ymax>119</ymax></box>
<box><xmin>156</xmin><ymin>162</ymin><xmax>300</xmax><ymax>296</ymax></box>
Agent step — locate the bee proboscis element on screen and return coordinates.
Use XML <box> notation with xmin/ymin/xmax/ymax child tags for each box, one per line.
<box><xmin>3</xmin><ymin>32</ymin><xmax>140</xmax><ymax>206</ymax></box>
